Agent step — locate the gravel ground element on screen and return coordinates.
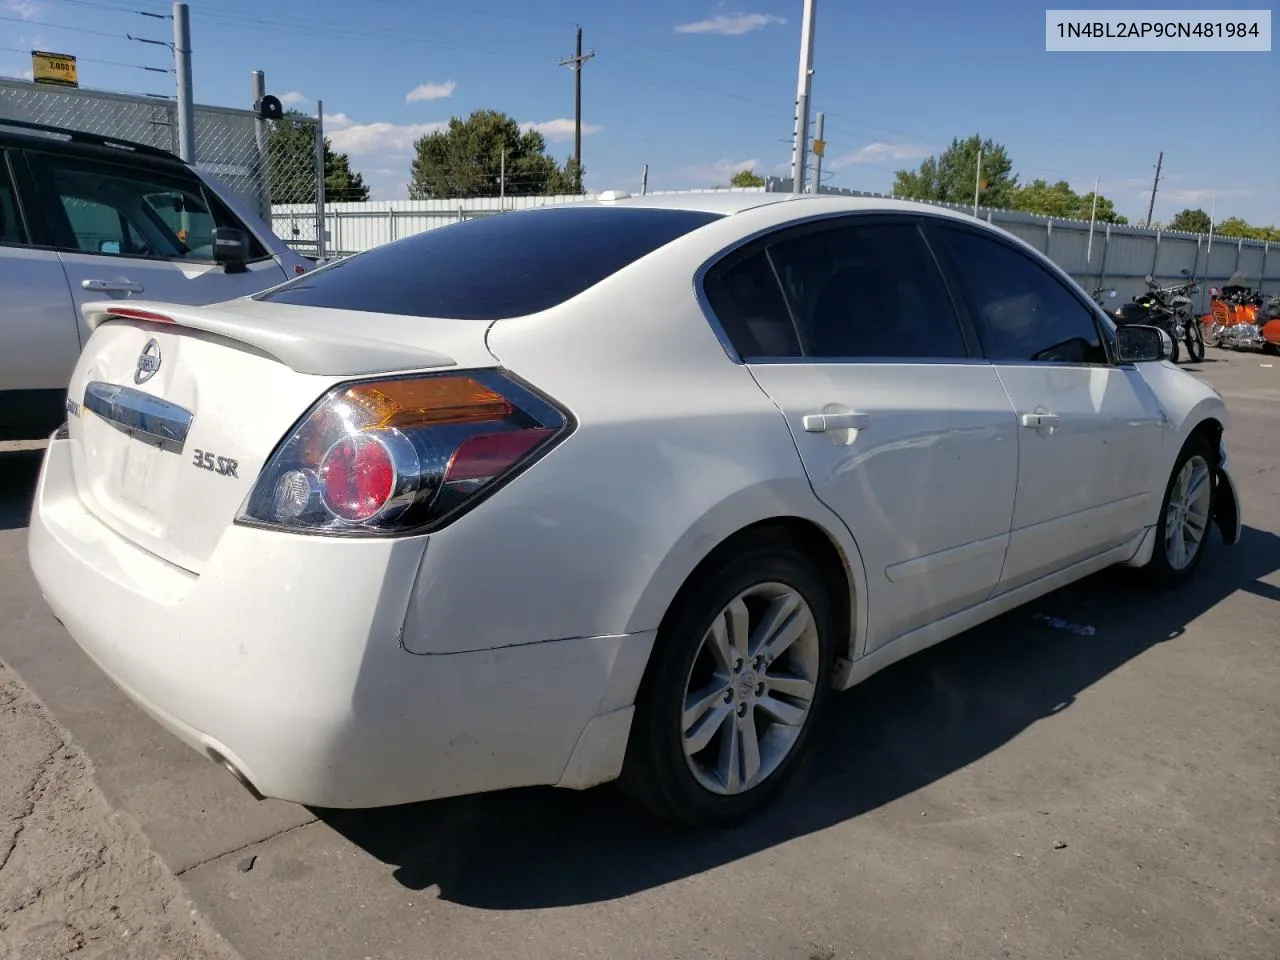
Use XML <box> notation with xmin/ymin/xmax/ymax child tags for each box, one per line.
<box><xmin>0</xmin><ymin>661</ymin><xmax>239</xmax><ymax>960</ymax></box>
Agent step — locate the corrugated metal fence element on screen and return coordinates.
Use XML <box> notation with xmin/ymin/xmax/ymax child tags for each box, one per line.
<box><xmin>274</xmin><ymin>187</ymin><xmax>1278</xmax><ymax>313</ymax></box>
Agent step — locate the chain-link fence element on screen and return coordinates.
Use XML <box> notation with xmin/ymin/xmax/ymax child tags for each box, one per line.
<box><xmin>0</xmin><ymin>77</ymin><xmax>324</xmax><ymax>256</ymax></box>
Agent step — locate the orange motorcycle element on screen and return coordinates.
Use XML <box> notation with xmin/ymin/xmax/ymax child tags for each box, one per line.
<box><xmin>1201</xmin><ymin>274</ymin><xmax>1278</xmax><ymax>351</ymax></box>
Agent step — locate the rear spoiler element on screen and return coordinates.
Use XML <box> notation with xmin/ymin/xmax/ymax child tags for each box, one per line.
<box><xmin>82</xmin><ymin>300</ymin><xmax>457</xmax><ymax>377</ymax></box>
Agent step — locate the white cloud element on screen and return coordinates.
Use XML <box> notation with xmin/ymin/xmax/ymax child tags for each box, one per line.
<box><xmin>687</xmin><ymin>157</ymin><xmax>763</xmax><ymax>183</ymax></box>
<box><xmin>829</xmin><ymin>142</ymin><xmax>932</xmax><ymax>168</ymax></box>
<box><xmin>406</xmin><ymin>80</ymin><xmax>456</xmax><ymax>103</ymax></box>
<box><xmin>328</xmin><ymin>119</ymin><xmax>449</xmax><ymax>156</ymax></box>
<box><xmin>0</xmin><ymin>66</ymin><xmax>34</xmax><ymax>80</ymax></box>
<box><xmin>1164</xmin><ymin>187</ymin><xmax>1252</xmax><ymax>205</ymax></box>
<box><xmin>521</xmin><ymin>118</ymin><xmax>602</xmax><ymax>142</ymax></box>
<box><xmin>4</xmin><ymin>0</ymin><xmax>41</xmax><ymax>20</ymax></box>
<box><xmin>675</xmin><ymin>12</ymin><xmax>786</xmax><ymax>35</ymax></box>
<box><xmin>279</xmin><ymin>91</ymin><xmax>308</xmax><ymax>106</ymax></box>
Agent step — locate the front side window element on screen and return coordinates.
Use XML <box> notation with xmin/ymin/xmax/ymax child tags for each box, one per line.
<box><xmin>937</xmin><ymin>225</ymin><xmax>1107</xmax><ymax>364</ymax></box>
<box><xmin>766</xmin><ymin>220</ymin><xmax>970</xmax><ymax>360</ymax></box>
<box><xmin>36</xmin><ymin>154</ymin><xmax>264</xmax><ymax>262</ymax></box>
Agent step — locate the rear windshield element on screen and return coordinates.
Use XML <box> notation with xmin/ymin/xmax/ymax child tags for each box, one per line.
<box><xmin>256</xmin><ymin>205</ymin><xmax>724</xmax><ymax>320</ymax></box>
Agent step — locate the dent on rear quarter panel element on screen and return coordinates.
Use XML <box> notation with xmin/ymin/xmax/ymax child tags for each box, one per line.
<box><xmin>399</xmin><ymin>243</ymin><xmax>869</xmax><ymax>660</ymax></box>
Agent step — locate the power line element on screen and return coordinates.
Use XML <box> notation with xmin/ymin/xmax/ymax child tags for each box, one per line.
<box><xmin>0</xmin><ymin>44</ymin><xmax>172</xmax><ymax>72</ymax></box>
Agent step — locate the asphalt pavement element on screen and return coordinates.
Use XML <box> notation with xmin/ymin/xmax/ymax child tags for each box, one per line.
<box><xmin>1</xmin><ymin>351</ymin><xmax>1277</xmax><ymax>960</ymax></box>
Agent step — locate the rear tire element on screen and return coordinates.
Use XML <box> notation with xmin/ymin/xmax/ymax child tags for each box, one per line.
<box><xmin>1139</xmin><ymin>435</ymin><xmax>1216</xmax><ymax>589</ymax></box>
<box><xmin>619</xmin><ymin>536</ymin><xmax>836</xmax><ymax>826</ymax></box>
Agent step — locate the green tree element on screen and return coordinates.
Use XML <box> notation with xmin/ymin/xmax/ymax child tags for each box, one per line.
<box><xmin>729</xmin><ymin>168</ymin><xmax>765</xmax><ymax>188</ymax></box>
<box><xmin>1012</xmin><ymin>178</ymin><xmax>1127</xmax><ymax>223</ymax></box>
<box><xmin>409</xmin><ymin>109</ymin><xmax>583</xmax><ymax>199</ymax></box>
<box><xmin>1169</xmin><ymin>207</ymin><xmax>1212</xmax><ymax>233</ymax></box>
<box><xmin>267</xmin><ymin>110</ymin><xmax>369</xmax><ymax>204</ymax></box>
<box><xmin>893</xmin><ymin>134</ymin><xmax>1018</xmax><ymax>208</ymax></box>
<box><xmin>1215</xmin><ymin>216</ymin><xmax>1280</xmax><ymax>241</ymax></box>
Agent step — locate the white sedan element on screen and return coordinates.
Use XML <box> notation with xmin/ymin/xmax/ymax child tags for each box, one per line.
<box><xmin>28</xmin><ymin>192</ymin><xmax>1241</xmax><ymax>825</ymax></box>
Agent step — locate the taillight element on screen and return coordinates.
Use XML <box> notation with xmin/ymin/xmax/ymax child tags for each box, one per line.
<box><xmin>236</xmin><ymin>370</ymin><xmax>572</xmax><ymax>536</ymax></box>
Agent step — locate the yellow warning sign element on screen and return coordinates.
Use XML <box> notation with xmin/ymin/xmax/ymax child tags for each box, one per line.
<box><xmin>32</xmin><ymin>50</ymin><xmax>78</xmax><ymax>88</ymax></box>
<box><xmin>811</xmin><ymin>138</ymin><xmax>826</xmax><ymax>158</ymax></box>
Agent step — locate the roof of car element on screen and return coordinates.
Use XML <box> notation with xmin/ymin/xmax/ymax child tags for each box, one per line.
<box><xmin>571</xmin><ymin>190</ymin><xmax>983</xmax><ymax>224</ymax></box>
<box><xmin>0</xmin><ymin>118</ymin><xmax>187</xmax><ymax>168</ymax></box>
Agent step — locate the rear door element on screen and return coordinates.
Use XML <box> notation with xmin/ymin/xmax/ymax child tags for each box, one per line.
<box><xmin>929</xmin><ymin>221</ymin><xmax>1165</xmax><ymax>594</ymax></box>
<box><xmin>704</xmin><ymin>215</ymin><xmax>1020</xmax><ymax>652</ymax></box>
<box><xmin>21</xmin><ymin>149</ymin><xmax>289</xmax><ymax>342</ymax></box>
<box><xmin>0</xmin><ymin>146</ymin><xmax>81</xmax><ymax>431</ymax></box>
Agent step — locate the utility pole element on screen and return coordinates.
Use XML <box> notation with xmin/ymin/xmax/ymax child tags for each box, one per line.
<box><xmin>251</xmin><ymin>69</ymin><xmax>270</xmax><ymax>219</ymax></box>
<box><xmin>641</xmin><ymin>163</ymin><xmax>649</xmax><ymax>196</ymax></box>
<box><xmin>810</xmin><ymin>112</ymin><xmax>824</xmax><ymax>193</ymax></box>
<box><xmin>788</xmin><ymin>0</ymin><xmax>816</xmax><ymax>194</ymax></box>
<box><xmin>1086</xmin><ymin>173</ymin><xmax>1099</xmax><ymax>263</ymax></box>
<box><xmin>173</xmin><ymin>1</ymin><xmax>195</xmax><ymax>163</ymax></box>
<box><xmin>499</xmin><ymin>149</ymin><xmax>506</xmax><ymax>207</ymax></box>
<box><xmin>558</xmin><ymin>25</ymin><xmax>594</xmax><ymax>194</ymax></box>
<box><xmin>1144</xmin><ymin>150</ymin><xmax>1163</xmax><ymax>228</ymax></box>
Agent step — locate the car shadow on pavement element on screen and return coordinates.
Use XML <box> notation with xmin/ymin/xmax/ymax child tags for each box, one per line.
<box><xmin>319</xmin><ymin>523</ymin><xmax>1280</xmax><ymax>910</ymax></box>
<box><xmin>0</xmin><ymin>451</ymin><xmax>42</xmax><ymax>531</ymax></box>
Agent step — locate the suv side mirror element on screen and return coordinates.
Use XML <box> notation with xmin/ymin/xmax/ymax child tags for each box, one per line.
<box><xmin>1116</xmin><ymin>324</ymin><xmax>1174</xmax><ymax>363</ymax></box>
<box><xmin>213</xmin><ymin>226</ymin><xmax>249</xmax><ymax>274</ymax></box>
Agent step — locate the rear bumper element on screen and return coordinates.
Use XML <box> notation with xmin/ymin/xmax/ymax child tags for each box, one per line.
<box><xmin>28</xmin><ymin>437</ymin><xmax>652</xmax><ymax>808</ymax></box>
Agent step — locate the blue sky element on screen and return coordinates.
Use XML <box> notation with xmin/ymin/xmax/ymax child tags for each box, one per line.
<box><xmin>2</xmin><ymin>0</ymin><xmax>1277</xmax><ymax>223</ymax></box>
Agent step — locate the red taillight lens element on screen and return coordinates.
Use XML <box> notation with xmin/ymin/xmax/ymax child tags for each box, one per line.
<box><xmin>319</xmin><ymin>435</ymin><xmax>395</xmax><ymax>521</ymax></box>
<box><xmin>444</xmin><ymin>429</ymin><xmax>555</xmax><ymax>485</ymax></box>
<box><xmin>237</xmin><ymin>370</ymin><xmax>571</xmax><ymax>536</ymax></box>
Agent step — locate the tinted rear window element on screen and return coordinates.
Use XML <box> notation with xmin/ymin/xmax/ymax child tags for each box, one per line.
<box><xmin>257</xmin><ymin>206</ymin><xmax>724</xmax><ymax>320</ymax></box>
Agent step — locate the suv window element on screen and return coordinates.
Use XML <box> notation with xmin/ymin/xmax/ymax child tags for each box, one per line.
<box><xmin>34</xmin><ymin>153</ymin><xmax>265</xmax><ymax>262</ymax></box>
<box><xmin>766</xmin><ymin>220</ymin><xmax>969</xmax><ymax>360</ymax></box>
<box><xmin>0</xmin><ymin>154</ymin><xmax>26</xmax><ymax>245</ymax></box>
<box><xmin>937</xmin><ymin>225</ymin><xmax>1107</xmax><ymax>364</ymax></box>
<box><xmin>257</xmin><ymin>206</ymin><xmax>723</xmax><ymax>320</ymax></box>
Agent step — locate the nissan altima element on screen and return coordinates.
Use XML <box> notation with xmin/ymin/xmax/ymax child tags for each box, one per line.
<box><xmin>28</xmin><ymin>192</ymin><xmax>1241</xmax><ymax>825</ymax></box>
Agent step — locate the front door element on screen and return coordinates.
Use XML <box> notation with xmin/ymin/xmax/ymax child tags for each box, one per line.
<box><xmin>930</xmin><ymin>221</ymin><xmax>1165</xmax><ymax>594</ymax></box>
<box><xmin>702</xmin><ymin>216</ymin><xmax>1020</xmax><ymax>652</ymax></box>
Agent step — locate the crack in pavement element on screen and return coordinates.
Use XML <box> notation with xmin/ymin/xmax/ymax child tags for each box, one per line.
<box><xmin>175</xmin><ymin>819</ymin><xmax>320</xmax><ymax>878</ymax></box>
<box><xmin>0</xmin><ymin>733</ymin><xmax>63</xmax><ymax>876</ymax></box>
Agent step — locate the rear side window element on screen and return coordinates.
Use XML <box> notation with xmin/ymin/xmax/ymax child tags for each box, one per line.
<box><xmin>0</xmin><ymin>153</ymin><xmax>26</xmax><ymax>245</ymax></box>
<box><xmin>257</xmin><ymin>206</ymin><xmax>723</xmax><ymax>320</ymax></box>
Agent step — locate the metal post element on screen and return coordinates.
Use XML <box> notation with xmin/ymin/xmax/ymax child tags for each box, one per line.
<box><xmin>251</xmin><ymin>69</ymin><xmax>270</xmax><ymax>220</ymax></box>
<box><xmin>1207</xmin><ymin>195</ymin><xmax>1216</xmax><ymax>254</ymax></box>
<box><xmin>173</xmin><ymin>2</ymin><xmax>196</xmax><ymax>163</ymax></box>
<box><xmin>1098</xmin><ymin>221</ymin><xmax>1111</xmax><ymax>291</ymax></box>
<box><xmin>788</xmin><ymin>0</ymin><xmax>817</xmax><ymax>194</ymax></box>
<box><xmin>641</xmin><ymin>163</ymin><xmax>648</xmax><ymax>196</ymax></box>
<box><xmin>1234</xmin><ymin>236</ymin><xmax>1243</xmax><ymax>276</ymax></box>
<box><xmin>811</xmin><ymin>112</ymin><xmax>824</xmax><ymax>194</ymax></box>
<box><xmin>499</xmin><ymin>150</ymin><xmax>505</xmax><ymax>207</ymax></box>
<box><xmin>1086</xmin><ymin>174</ymin><xmax>1099</xmax><ymax>263</ymax></box>
<box><xmin>314</xmin><ymin>100</ymin><xmax>326</xmax><ymax>259</ymax></box>
<box><xmin>1261</xmin><ymin>241</ymin><xmax>1270</xmax><ymax>292</ymax></box>
<box><xmin>1045</xmin><ymin>218</ymin><xmax>1053</xmax><ymax>258</ymax></box>
<box><xmin>1151</xmin><ymin>227</ymin><xmax>1162</xmax><ymax>280</ymax></box>
<box><xmin>973</xmin><ymin>147</ymin><xmax>982</xmax><ymax>217</ymax></box>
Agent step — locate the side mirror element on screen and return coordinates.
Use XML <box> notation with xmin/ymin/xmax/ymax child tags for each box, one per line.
<box><xmin>213</xmin><ymin>226</ymin><xmax>249</xmax><ymax>274</ymax></box>
<box><xmin>1116</xmin><ymin>324</ymin><xmax>1174</xmax><ymax>364</ymax></box>
<box><xmin>1144</xmin><ymin>274</ymin><xmax>1154</xmax><ymax>284</ymax></box>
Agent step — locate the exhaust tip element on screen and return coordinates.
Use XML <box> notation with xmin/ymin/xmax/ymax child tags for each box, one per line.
<box><xmin>208</xmin><ymin>749</ymin><xmax>265</xmax><ymax>801</ymax></box>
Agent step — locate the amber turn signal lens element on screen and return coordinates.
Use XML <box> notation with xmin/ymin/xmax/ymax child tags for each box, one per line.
<box><xmin>341</xmin><ymin>377</ymin><xmax>512</xmax><ymax>430</ymax></box>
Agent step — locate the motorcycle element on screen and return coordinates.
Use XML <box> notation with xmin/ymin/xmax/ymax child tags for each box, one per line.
<box><xmin>1111</xmin><ymin>269</ymin><xmax>1205</xmax><ymax>364</ymax></box>
<box><xmin>1201</xmin><ymin>273</ymin><xmax>1274</xmax><ymax>352</ymax></box>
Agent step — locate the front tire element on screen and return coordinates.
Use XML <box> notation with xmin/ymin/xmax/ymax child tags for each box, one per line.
<box><xmin>1184</xmin><ymin>315</ymin><xmax>1206</xmax><ymax>362</ymax></box>
<box><xmin>619</xmin><ymin>537</ymin><xmax>836</xmax><ymax>826</ymax></box>
<box><xmin>1140</xmin><ymin>435</ymin><xmax>1216</xmax><ymax>588</ymax></box>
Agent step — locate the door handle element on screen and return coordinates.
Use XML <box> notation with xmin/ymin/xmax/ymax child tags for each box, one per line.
<box><xmin>803</xmin><ymin>412</ymin><xmax>870</xmax><ymax>433</ymax></box>
<box><xmin>1020</xmin><ymin>412</ymin><xmax>1061</xmax><ymax>429</ymax></box>
<box><xmin>81</xmin><ymin>278</ymin><xmax>145</xmax><ymax>293</ymax></box>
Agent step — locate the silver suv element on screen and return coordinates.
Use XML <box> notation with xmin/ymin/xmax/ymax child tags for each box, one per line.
<box><xmin>0</xmin><ymin>120</ymin><xmax>313</xmax><ymax>439</ymax></box>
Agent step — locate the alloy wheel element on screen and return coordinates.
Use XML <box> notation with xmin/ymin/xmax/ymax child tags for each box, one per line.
<box><xmin>680</xmin><ymin>582</ymin><xmax>820</xmax><ymax>796</ymax></box>
<box><xmin>1165</xmin><ymin>454</ymin><xmax>1212</xmax><ymax>570</ymax></box>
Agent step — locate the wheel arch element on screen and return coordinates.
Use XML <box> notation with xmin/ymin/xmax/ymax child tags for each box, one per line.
<box><xmin>623</xmin><ymin>486</ymin><xmax>868</xmax><ymax>683</ymax></box>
